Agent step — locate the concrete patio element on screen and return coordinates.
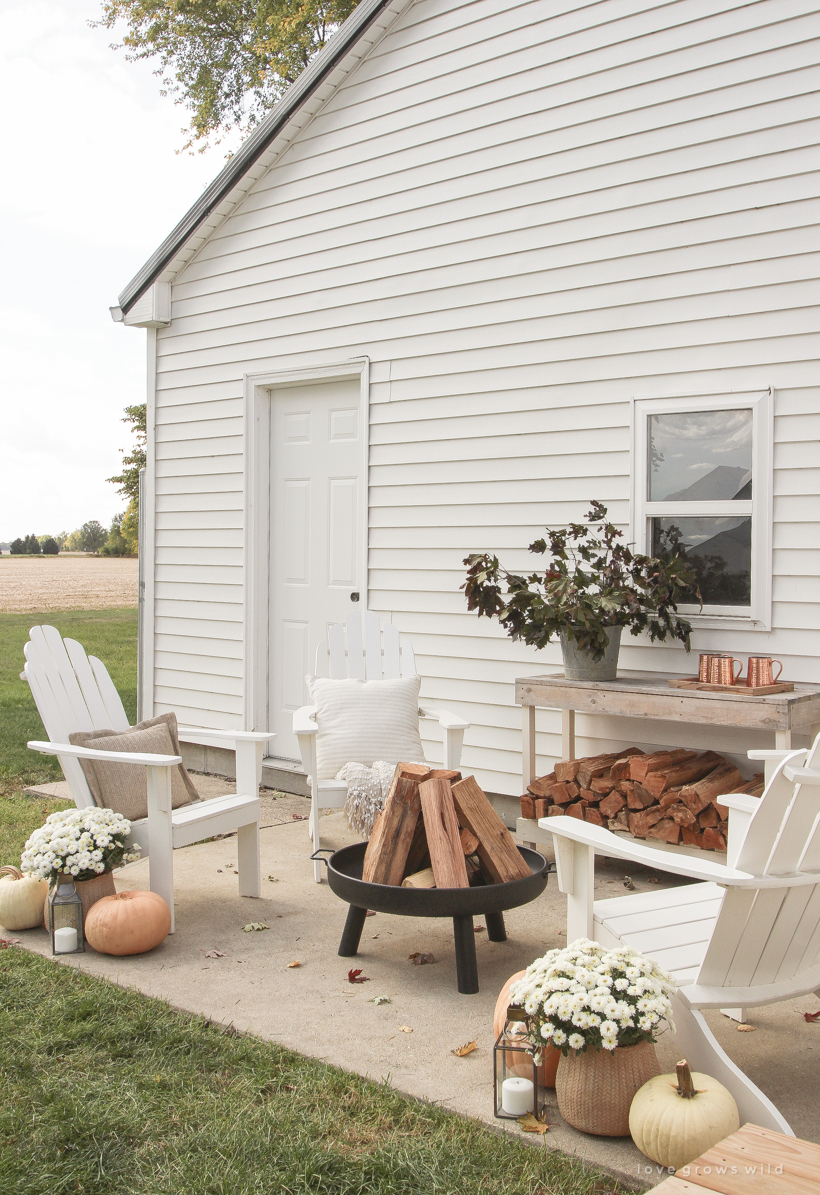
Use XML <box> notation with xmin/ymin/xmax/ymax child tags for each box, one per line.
<box><xmin>16</xmin><ymin>781</ymin><xmax>820</xmax><ymax>1189</ymax></box>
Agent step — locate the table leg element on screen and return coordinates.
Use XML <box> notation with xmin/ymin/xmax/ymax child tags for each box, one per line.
<box><xmin>452</xmin><ymin>915</ymin><xmax>479</xmax><ymax>994</ymax></box>
<box><xmin>522</xmin><ymin>704</ymin><xmax>536</xmax><ymax>789</ymax></box>
<box><xmin>775</xmin><ymin>730</ymin><xmax>792</xmax><ymax>750</ymax></box>
<box><xmin>485</xmin><ymin>911</ymin><xmax>506</xmax><ymax>942</ymax></box>
<box><xmin>338</xmin><ymin>905</ymin><xmax>368</xmax><ymax>957</ymax></box>
<box><xmin>562</xmin><ymin>708</ymin><xmax>576</xmax><ymax>760</ymax></box>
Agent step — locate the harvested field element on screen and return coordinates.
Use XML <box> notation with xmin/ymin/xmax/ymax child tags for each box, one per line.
<box><xmin>0</xmin><ymin>555</ymin><xmax>138</xmax><ymax>611</ymax></box>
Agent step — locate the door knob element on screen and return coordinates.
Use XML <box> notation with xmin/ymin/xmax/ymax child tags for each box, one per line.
<box><xmin>350</xmin><ymin>592</ymin><xmax>360</xmax><ymax>602</ymax></box>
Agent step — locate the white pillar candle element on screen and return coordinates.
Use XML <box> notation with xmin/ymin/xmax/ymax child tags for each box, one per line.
<box><xmin>54</xmin><ymin>926</ymin><xmax>78</xmax><ymax>953</ymax></box>
<box><xmin>501</xmin><ymin>1076</ymin><xmax>534</xmax><ymax>1116</ymax></box>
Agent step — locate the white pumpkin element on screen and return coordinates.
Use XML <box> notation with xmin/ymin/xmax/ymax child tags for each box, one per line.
<box><xmin>630</xmin><ymin>1058</ymin><xmax>740</xmax><ymax>1171</ymax></box>
<box><xmin>0</xmin><ymin>865</ymin><xmax>48</xmax><ymax>930</ymax></box>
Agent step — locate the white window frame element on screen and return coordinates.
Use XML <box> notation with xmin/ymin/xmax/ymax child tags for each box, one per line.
<box><xmin>631</xmin><ymin>387</ymin><xmax>773</xmax><ymax>631</ymax></box>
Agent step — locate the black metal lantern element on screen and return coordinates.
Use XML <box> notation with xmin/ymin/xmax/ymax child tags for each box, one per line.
<box><xmin>49</xmin><ymin>874</ymin><xmax>85</xmax><ymax>955</ymax></box>
<box><xmin>493</xmin><ymin>1005</ymin><xmax>544</xmax><ymax>1120</ymax></box>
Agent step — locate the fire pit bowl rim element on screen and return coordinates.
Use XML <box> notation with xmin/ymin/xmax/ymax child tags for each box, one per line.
<box><xmin>320</xmin><ymin>842</ymin><xmax>551</xmax><ymax>917</ymax></box>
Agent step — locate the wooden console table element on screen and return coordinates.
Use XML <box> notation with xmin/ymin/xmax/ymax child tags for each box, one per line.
<box><xmin>515</xmin><ymin>671</ymin><xmax>820</xmax><ymax>788</ymax></box>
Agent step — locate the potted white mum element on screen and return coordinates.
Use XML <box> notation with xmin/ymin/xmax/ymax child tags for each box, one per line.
<box><xmin>510</xmin><ymin>938</ymin><xmax>676</xmax><ymax>1136</ymax></box>
<box><xmin>22</xmin><ymin>808</ymin><xmax>140</xmax><ymax>925</ymax></box>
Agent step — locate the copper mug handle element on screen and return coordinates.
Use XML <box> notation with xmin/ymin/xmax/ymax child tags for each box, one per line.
<box><xmin>733</xmin><ymin>658</ymin><xmax>743</xmax><ymax>682</ymax></box>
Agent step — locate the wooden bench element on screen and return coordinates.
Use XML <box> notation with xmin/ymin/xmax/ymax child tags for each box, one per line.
<box><xmin>646</xmin><ymin>1123</ymin><xmax>820</xmax><ymax>1194</ymax></box>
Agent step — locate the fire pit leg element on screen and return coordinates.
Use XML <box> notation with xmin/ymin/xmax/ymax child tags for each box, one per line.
<box><xmin>338</xmin><ymin>904</ymin><xmax>368</xmax><ymax>957</ymax></box>
<box><xmin>452</xmin><ymin>915</ymin><xmax>479</xmax><ymax>994</ymax></box>
<box><xmin>485</xmin><ymin>911</ymin><xmax>507</xmax><ymax>942</ymax></box>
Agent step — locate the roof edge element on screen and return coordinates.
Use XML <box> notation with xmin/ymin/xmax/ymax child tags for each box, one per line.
<box><xmin>118</xmin><ymin>0</ymin><xmax>396</xmax><ymax>315</ymax></box>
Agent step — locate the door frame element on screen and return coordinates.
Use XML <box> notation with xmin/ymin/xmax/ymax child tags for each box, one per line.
<box><xmin>243</xmin><ymin>358</ymin><xmax>370</xmax><ymax>736</ymax></box>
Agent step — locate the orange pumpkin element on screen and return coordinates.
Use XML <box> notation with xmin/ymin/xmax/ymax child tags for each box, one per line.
<box><xmin>493</xmin><ymin>970</ymin><xmax>560</xmax><ymax>1088</ymax></box>
<box><xmin>85</xmin><ymin>890</ymin><xmax>171</xmax><ymax>955</ymax></box>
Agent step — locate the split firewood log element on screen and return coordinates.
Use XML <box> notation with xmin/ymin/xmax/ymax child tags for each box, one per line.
<box><xmin>628</xmin><ymin>807</ymin><xmax>666</xmax><ymax>838</ymax></box>
<box><xmin>564</xmin><ymin>802</ymin><xmax>585</xmax><ymax>820</ymax></box>
<box><xmin>610</xmin><ymin>750</ymin><xmax>646</xmax><ymax>780</ymax></box>
<box><xmin>363</xmin><ymin>763</ymin><xmax>431</xmax><ymax>885</ymax></box>
<box><xmin>658</xmin><ymin>786</ymin><xmax>685</xmax><ymax>810</ymax></box>
<box><xmin>647</xmin><ymin>818</ymin><xmax>681</xmax><ymax>845</ymax></box>
<box><xmin>680</xmin><ymin>761</ymin><xmax>745</xmax><ymax>808</ymax></box>
<box><xmin>550</xmin><ymin>782</ymin><xmax>574</xmax><ymax>805</ymax></box>
<box><xmin>418</xmin><ymin>778</ymin><xmax>469</xmax><ymax>889</ymax></box>
<box><xmin>460</xmin><ymin>827</ymin><xmax>480</xmax><ymax>855</ymax></box>
<box><xmin>590</xmin><ymin>776</ymin><xmax>615</xmax><ymax>794</ymax></box>
<box><xmin>698</xmin><ymin>805</ymin><xmax>720</xmax><ymax>828</ymax></box>
<box><xmin>519</xmin><ymin>795</ymin><xmax>536</xmax><ymax>819</ymax></box>
<box><xmin>428</xmin><ymin>769</ymin><xmax>462</xmax><ymax>782</ymax></box>
<box><xmin>402</xmin><ymin>867</ymin><xmax>436</xmax><ymax>889</ymax></box>
<box><xmin>627</xmin><ymin>784</ymin><xmax>657</xmax><ymax>810</ymax></box>
<box><xmin>578</xmin><ymin>748</ymin><xmax>643</xmax><ymax>789</ymax></box>
<box><xmin>450</xmin><ymin>776</ymin><xmax>530</xmax><ymax>883</ymax></box>
<box><xmin>554</xmin><ymin>759</ymin><xmax>581</xmax><ymax>782</ymax></box>
<box><xmin>609</xmin><ymin>810</ymin><xmax>630</xmax><ymax>832</ymax></box>
<box><xmin>598</xmin><ymin>791</ymin><xmax>626</xmax><ymax>818</ymax></box>
<box><xmin>533</xmin><ymin>798</ymin><xmax>551</xmax><ymax>819</ymax></box>
<box><xmin>527</xmin><ymin>774</ymin><xmax>556</xmax><ymax>798</ymax></box>
<box><xmin>579</xmin><ymin>788</ymin><xmax>599</xmax><ymax>804</ymax></box>
<box><xmin>566</xmin><ymin>781</ymin><xmax>581</xmax><ymax>798</ymax></box>
<box><xmin>681</xmin><ymin>827</ymin><xmax>705</xmax><ymax>848</ymax></box>
<box><xmin>667</xmin><ymin>803</ymin><xmax>698</xmax><ymax>828</ymax></box>
<box><xmin>737</xmin><ymin>773</ymin><xmax>765</xmax><ymax>797</ymax></box>
<box><xmin>703</xmin><ymin>827</ymin><xmax>727</xmax><ymax>851</ymax></box>
<box><xmin>584</xmin><ymin>807</ymin><xmax>605</xmax><ymax>826</ymax></box>
<box><xmin>629</xmin><ymin>749</ymin><xmax>697</xmax><ymax>783</ymax></box>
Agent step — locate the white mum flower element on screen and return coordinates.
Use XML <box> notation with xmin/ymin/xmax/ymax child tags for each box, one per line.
<box><xmin>568</xmin><ymin>1033</ymin><xmax>585</xmax><ymax>1050</ymax></box>
<box><xmin>551</xmin><ymin>1029</ymin><xmax>567</xmax><ymax>1046</ymax></box>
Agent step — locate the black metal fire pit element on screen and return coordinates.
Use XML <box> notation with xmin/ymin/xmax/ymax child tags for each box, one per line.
<box><xmin>313</xmin><ymin>843</ymin><xmax>551</xmax><ymax>994</ymax></box>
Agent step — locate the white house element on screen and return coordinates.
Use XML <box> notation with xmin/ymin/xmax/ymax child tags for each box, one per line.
<box><xmin>113</xmin><ymin>0</ymin><xmax>820</xmax><ymax>801</ymax></box>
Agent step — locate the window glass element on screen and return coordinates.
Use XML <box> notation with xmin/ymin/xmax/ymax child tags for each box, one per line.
<box><xmin>651</xmin><ymin>516</ymin><xmax>751</xmax><ymax>607</ymax></box>
<box><xmin>648</xmin><ymin>409</ymin><xmax>753</xmax><ymax>501</ymax></box>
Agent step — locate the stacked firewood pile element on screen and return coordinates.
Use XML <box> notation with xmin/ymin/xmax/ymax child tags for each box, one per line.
<box><xmin>364</xmin><ymin>763</ymin><xmax>531</xmax><ymax>889</ymax></box>
<box><xmin>519</xmin><ymin>747</ymin><xmax>764</xmax><ymax>852</ymax></box>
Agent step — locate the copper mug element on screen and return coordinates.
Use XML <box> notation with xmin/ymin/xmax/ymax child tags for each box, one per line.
<box><xmin>747</xmin><ymin>656</ymin><xmax>783</xmax><ymax>687</ymax></box>
<box><xmin>707</xmin><ymin>655</ymin><xmax>742</xmax><ymax>685</ymax></box>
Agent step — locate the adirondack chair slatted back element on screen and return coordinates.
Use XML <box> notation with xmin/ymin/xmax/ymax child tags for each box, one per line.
<box><xmin>315</xmin><ymin>611</ymin><xmax>415</xmax><ymax>681</ymax></box>
<box><xmin>23</xmin><ymin>625</ymin><xmax>131</xmax><ymax>809</ymax></box>
<box><xmin>697</xmin><ymin>748</ymin><xmax>820</xmax><ymax>993</ymax></box>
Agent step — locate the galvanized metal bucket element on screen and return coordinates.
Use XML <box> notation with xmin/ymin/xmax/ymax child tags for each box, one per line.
<box><xmin>559</xmin><ymin>626</ymin><xmax>622</xmax><ymax>681</ymax></box>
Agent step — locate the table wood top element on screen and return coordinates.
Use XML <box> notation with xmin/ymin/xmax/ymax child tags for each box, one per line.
<box><xmin>515</xmin><ymin>671</ymin><xmax>820</xmax><ymax>731</ymax></box>
<box><xmin>646</xmin><ymin>1123</ymin><xmax>820</xmax><ymax>1194</ymax></box>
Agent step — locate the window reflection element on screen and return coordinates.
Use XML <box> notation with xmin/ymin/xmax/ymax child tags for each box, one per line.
<box><xmin>648</xmin><ymin>410</ymin><xmax>752</xmax><ymax>501</ymax></box>
<box><xmin>651</xmin><ymin>517</ymin><xmax>751</xmax><ymax>607</ymax></box>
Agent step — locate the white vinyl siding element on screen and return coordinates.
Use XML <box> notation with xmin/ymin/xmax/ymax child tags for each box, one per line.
<box><xmin>149</xmin><ymin>0</ymin><xmax>820</xmax><ymax>793</ymax></box>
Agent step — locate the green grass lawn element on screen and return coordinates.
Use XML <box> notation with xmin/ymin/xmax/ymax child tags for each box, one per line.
<box><xmin>0</xmin><ymin>949</ymin><xmax>622</xmax><ymax>1195</ymax></box>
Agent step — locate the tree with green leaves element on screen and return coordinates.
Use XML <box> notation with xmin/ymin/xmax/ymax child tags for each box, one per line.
<box><xmin>94</xmin><ymin>0</ymin><xmax>360</xmax><ymax>150</ymax></box>
<box><xmin>108</xmin><ymin>404</ymin><xmax>147</xmax><ymax>505</ymax></box>
<box><xmin>41</xmin><ymin>537</ymin><xmax>59</xmax><ymax>555</ymax></box>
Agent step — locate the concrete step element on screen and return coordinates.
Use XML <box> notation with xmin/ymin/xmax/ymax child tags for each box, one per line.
<box><xmin>262</xmin><ymin>756</ymin><xmax>310</xmax><ymax>797</ymax></box>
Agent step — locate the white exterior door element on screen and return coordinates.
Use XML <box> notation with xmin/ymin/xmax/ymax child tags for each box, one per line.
<box><xmin>268</xmin><ymin>377</ymin><xmax>365</xmax><ymax>759</ymax></box>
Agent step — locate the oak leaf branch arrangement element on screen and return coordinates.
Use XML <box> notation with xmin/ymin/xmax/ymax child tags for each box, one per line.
<box><xmin>462</xmin><ymin>502</ymin><xmax>698</xmax><ymax>661</ymax></box>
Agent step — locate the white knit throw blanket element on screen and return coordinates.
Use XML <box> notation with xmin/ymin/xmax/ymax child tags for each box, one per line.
<box><xmin>337</xmin><ymin>761</ymin><xmax>424</xmax><ymax>838</ymax></box>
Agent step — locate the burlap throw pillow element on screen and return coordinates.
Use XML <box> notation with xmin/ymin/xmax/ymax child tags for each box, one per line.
<box><xmin>70</xmin><ymin>713</ymin><xmax>200</xmax><ymax>821</ymax></box>
<box><xmin>307</xmin><ymin>674</ymin><xmax>424</xmax><ymax>780</ymax></box>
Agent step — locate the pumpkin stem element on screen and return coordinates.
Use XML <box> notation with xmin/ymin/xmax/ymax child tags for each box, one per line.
<box><xmin>0</xmin><ymin>866</ymin><xmax>24</xmax><ymax>881</ymax></box>
<box><xmin>676</xmin><ymin>1058</ymin><xmax>697</xmax><ymax>1098</ymax></box>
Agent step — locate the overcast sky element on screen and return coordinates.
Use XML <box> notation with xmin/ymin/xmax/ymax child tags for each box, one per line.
<box><xmin>1</xmin><ymin>0</ymin><xmax>234</xmax><ymax>541</ymax></box>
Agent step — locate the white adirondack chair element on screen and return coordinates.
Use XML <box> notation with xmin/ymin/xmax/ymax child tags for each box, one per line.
<box><xmin>23</xmin><ymin>625</ymin><xmax>274</xmax><ymax>931</ymax></box>
<box><xmin>293</xmin><ymin>610</ymin><xmax>470</xmax><ymax>882</ymax></box>
<box><xmin>545</xmin><ymin>735</ymin><xmax>820</xmax><ymax>1136</ymax></box>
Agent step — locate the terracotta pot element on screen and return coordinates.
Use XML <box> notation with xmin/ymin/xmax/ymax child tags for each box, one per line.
<box><xmin>555</xmin><ymin>1040</ymin><xmax>661</xmax><ymax>1136</ymax></box>
<box><xmin>44</xmin><ymin>871</ymin><xmax>117</xmax><ymax>932</ymax></box>
<box><xmin>493</xmin><ymin>970</ymin><xmax>561</xmax><ymax>1088</ymax></box>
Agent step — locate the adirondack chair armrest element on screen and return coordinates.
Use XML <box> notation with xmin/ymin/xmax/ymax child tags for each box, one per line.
<box><xmin>721</xmin><ymin>793</ymin><xmax>760</xmax><ymax>868</ymax></box>
<box><xmin>544</xmin><ymin>816</ymin><xmax>759</xmax><ymax>936</ymax></box>
<box><xmin>784</xmin><ymin>765</ymin><xmax>820</xmax><ymax>785</ymax></box>
<box><xmin>418</xmin><ymin>706</ymin><xmax>470</xmax><ymax>731</ymax></box>
<box><xmin>177</xmin><ymin>728</ymin><xmax>274</xmax><ymax>744</ymax></box>
<box><xmin>293</xmin><ymin>705</ymin><xmax>318</xmax><ymax>735</ymax></box>
<box><xmin>27</xmin><ymin>740</ymin><xmax>182</xmax><ymax>767</ymax></box>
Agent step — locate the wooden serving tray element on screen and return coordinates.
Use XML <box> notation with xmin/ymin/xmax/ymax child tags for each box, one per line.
<box><xmin>669</xmin><ymin>677</ymin><xmax>794</xmax><ymax>696</ymax></box>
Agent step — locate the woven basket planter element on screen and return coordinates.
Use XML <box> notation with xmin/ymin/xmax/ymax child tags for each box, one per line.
<box><xmin>45</xmin><ymin>872</ymin><xmax>117</xmax><ymax>932</ymax></box>
<box><xmin>556</xmin><ymin>1040</ymin><xmax>661</xmax><ymax>1136</ymax></box>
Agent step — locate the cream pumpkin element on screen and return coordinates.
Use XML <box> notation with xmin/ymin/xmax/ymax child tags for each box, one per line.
<box><xmin>629</xmin><ymin>1058</ymin><xmax>740</xmax><ymax>1170</ymax></box>
<box><xmin>0</xmin><ymin>866</ymin><xmax>48</xmax><ymax>930</ymax></box>
<box><xmin>84</xmin><ymin>890</ymin><xmax>171</xmax><ymax>955</ymax></box>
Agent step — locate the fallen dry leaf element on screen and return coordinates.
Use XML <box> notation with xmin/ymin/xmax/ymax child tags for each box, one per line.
<box><xmin>348</xmin><ymin>968</ymin><xmax>370</xmax><ymax>984</ymax></box>
<box><xmin>287</xmin><ymin>960</ymin><xmax>301</xmax><ymax>968</ymax></box>
<box><xmin>474</xmin><ymin>925</ymin><xmax>485</xmax><ymax>933</ymax></box>
<box><xmin>291</xmin><ymin>813</ymin><xmax>308</xmax><ymax>821</ymax></box>
<box><xmin>266</xmin><ymin>875</ymin><xmax>279</xmax><ymax>883</ymax></box>
<box><xmin>203</xmin><ymin>950</ymin><xmax>225</xmax><ymax>959</ymax></box>
<box><xmin>408</xmin><ymin>951</ymin><xmax>435</xmax><ymax>965</ymax></box>
<box><xmin>518</xmin><ymin>1112</ymin><xmax>550</xmax><ymax>1134</ymax></box>
<box><xmin>242</xmin><ymin>922</ymin><xmax>269</xmax><ymax>933</ymax></box>
<box><xmin>452</xmin><ymin>1039</ymin><xmax>478</xmax><ymax>1057</ymax></box>
<box><xmin>372</xmin><ymin>995</ymin><xmax>392</xmax><ymax>1005</ymax></box>
<box><xmin>737</xmin><ymin>1023</ymin><xmax>756</xmax><ymax>1032</ymax></box>
<box><xmin>0</xmin><ymin>938</ymin><xmax>21</xmax><ymax>949</ymax></box>
<box><xmin>804</xmin><ymin>1010</ymin><xmax>820</xmax><ymax>1023</ymax></box>
<box><xmin>399</xmin><ymin>1025</ymin><xmax>413</xmax><ymax>1033</ymax></box>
